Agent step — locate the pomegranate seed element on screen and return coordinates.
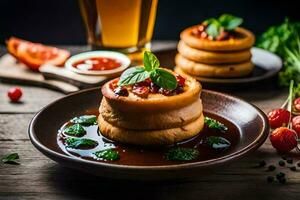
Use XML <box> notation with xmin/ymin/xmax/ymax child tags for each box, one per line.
<box><xmin>175</xmin><ymin>74</ymin><xmax>185</xmax><ymax>87</ymax></box>
<box><xmin>201</xmin><ymin>32</ymin><xmax>208</xmax><ymax>39</ymax></box>
<box><xmin>7</xmin><ymin>87</ymin><xmax>22</xmax><ymax>102</ymax></box>
<box><xmin>268</xmin><ymin>108</ymin><xmax>290</xmax><ymax>129</ymax></box>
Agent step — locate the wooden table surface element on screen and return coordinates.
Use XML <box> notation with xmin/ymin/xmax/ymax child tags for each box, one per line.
<box><xmin>0</xmin><ymin>42</ymin><xmax>299</xmax><ymax>200</ymax></box>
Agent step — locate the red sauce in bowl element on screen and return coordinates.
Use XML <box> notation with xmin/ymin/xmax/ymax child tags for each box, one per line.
<box><xmin>72</xmin><ymin>57</ymin><xmax>122</xmax><ymax>71</ymax></box>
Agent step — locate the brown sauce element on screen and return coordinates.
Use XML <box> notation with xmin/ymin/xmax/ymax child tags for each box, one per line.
<box><xmin>57</xmin><ymin>110</ymin><xmax>240</xmax><ymax>166</ymax></box>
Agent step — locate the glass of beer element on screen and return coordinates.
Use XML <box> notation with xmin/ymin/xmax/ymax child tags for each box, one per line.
<box><xmin>78</xmin><ymin>0</ymin><xmax>158</xmax><ymax>59</ymax></box>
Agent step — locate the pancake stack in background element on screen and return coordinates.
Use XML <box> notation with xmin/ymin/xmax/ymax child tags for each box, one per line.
<box><xmin>175</xmin><ymin>14</ymin><xmax>255</xmax><ymax>79</ymax></box>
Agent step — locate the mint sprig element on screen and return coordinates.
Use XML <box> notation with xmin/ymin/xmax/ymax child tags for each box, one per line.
<box><xmin>118</xmin><ymin>51</ymin><xmax>178</xmax><ymax>90</ymax></box>
<box><xmin>204</xmin><ymin>14</ymin><xmax>243</xmax><ymax>39</ymax></box>
<box><xmin>1</xmin><ymin>153</ymin><xmax>20</xmax><ymax>165</ymax></box>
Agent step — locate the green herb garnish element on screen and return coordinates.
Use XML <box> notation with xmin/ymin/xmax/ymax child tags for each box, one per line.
<box><xmin>118</xmin><ymin>51</ymin><xmax>177</xmax><ymax>90</ymax></box>
<box><xmin>70</xmin><ymin>115</ymin><xmax>97</xmax><ymax>126</ymax></box>
<box><xmin>202</xmin><ymin>136</ymin><xmax>231</xmax><ymax>150</ymax></box>
<box><xmin>204</xmin><ymin>116</ymin><xmax>228</xmax><ymax>132</ymax></box>
<box><xmin>65</xmin><ymin>138</ymin><xmax>98</xmax><ymax>149</ymax></box>
<box><xmin>63</xmin><ymin>124</ymin><xmax>86</xmax><ymax>137</ymax></box>
<box><xmin>1</xmin><ymin>153</ymin><xmax>20</xmax><ymax>165</ymax></box>
<box><xmin>165</xmin><ymin>147</ymin><xmax>199</xmax><ymax>161</ymax></box>
<box><xmin>256</xmin><ymin>18</ymin><xmax>300</xmax><ymax>86</ymax></box>
<box><xmin>204</xmin><ymin>14</ymin><xmax>243</xmax><ymax>39</ymax></box>
<box><xmin>94</xmin><ymin>149</ymin><xmax>120</xmax><ymax>161</ymax></box>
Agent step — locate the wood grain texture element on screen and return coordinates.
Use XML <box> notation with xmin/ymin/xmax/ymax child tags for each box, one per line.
<box><xmin>0</xmin><ymin>44</ymin><xmax>298</xmax><ymax>200</ymax></box>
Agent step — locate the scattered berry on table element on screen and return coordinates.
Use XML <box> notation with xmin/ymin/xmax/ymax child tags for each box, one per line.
<box><xmin>7</xmin><ymin>87</ymin><xmax>23</xmax><ymax>102</ymax></box>
<box><xmin>290</xmin><ymin>166</ymin><xmax>297</xmax><ymax>171</ymax></box>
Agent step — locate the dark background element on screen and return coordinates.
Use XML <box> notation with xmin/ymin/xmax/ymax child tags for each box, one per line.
<box><xmin>0</xmin><ymin>0</ymin><xmax>299</xmax><ymax>45</ymax></box>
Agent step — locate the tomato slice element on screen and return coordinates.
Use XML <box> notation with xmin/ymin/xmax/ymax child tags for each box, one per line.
<box><xmin>6</xmin><ymin>37</ymin><xmax>27</xmax><ymax>58</ymax></box>
<box><xmin>6</xmin><ymin>37</ymin><xmax>70</xmax><ymax>71</ymax></box>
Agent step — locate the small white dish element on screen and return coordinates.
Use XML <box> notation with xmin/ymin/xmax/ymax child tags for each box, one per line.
<box><xmin>65</xmin><ymin>51</ymin><xmax>131</xmax><ymax>76</ymax></box>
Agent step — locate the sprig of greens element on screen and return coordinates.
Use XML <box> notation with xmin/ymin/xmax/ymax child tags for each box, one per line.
<box><xmin>204</xmin><ymin>116</ymin><xmax>228</xmax><ymax>132</ymax></box>
<box><xmin>256</xmin><ymin>18</ymin><xmax>300</xmax><ymax>87</ymax></box>
<box><xmin>165</xmin><ymin>147</ymin><xmax>199</xmax><ymax>161</ymax></box>
<box><xmin>118</xmin><ymin>51</ymin><xmax>177</xmax><ymax>90</ymax></box>
<box><xmin>63</xmin><ymin>124</ymin><xmax>86</xmax><ymax>137</ymax></box>
<box><xmin>94</xmin><ymin>149</ymin><xmax>120</xmax><ymax>161</ymax></box>
<box><xmin>204</xmin><ymin>14</ymin><xmax>243</xmax><ymax>39</ymax></box>
<box><xmin>1</xmin><ymin>153</ymin><xmax>20</xmax><ymax>165</ymax></box>
<box><xmin>65</xmin><ymin>138</ymin><xmax>98</xmax><ymax>149</ymax></box>
<box><xmin>71</xmin><ymin>115</ymin><xmax>97</xmax><ymax>126</ymax></box>
<box><xmin>202</xmin><ymin>136</ymin><xmax>231</xmax><ymax>150</ymax></box>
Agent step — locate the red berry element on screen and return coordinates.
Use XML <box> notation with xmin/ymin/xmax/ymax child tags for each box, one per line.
<box><xmin>7</xmin><ymin>87</ymin><xmax>22</xmax><ymax>102</ymax></box>
<box><xmin>292</xmin><ymin>116</ymin><xmax>300</xmax><ymax>136</ymax></box>
<box><xmin>268</xmin><ymin>109</ymin><xmax>290</xmax><ymax>129</ymax></box>
<box><xmin>270</xmin><ymin>127</ymin><xmax>298</xmax><ymax>153</ymax></box>
<box><xmin>294</xmin><ymin>97</ymin><xmax>300</xmax><ymax>112</ymax></box>
<box><xmin>175</xmin><ymin>74</ymin><xmax>185</xmax><ymax>87</ymax></box>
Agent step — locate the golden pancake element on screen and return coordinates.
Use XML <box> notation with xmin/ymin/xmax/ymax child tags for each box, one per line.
<box><xmin>101</xmin><ymin>75</ymin><xmax>201</xmax><ymax>111</ymax></box>
<box><xmin>100</xmin><ymin>97</ymin><xmax>203</xmax><ymax>130</ymax></box>
<box><xmin>98</xmin><ymin>113</ymin><xmax>204</xmax><ymax>146</ymax></box>
<box><xmin>175</xmin><ymin>54</ymin><xmax>254</xmax><ymax>78</ymax></box>
<box><xmin>177</xmin><ymin>40</ymin><xmax>252</xmax><ymax>64</ymax></box>
<box><xmin>181</xmin><ymin>26</ymin><xmax>255</xmax><ymax>51</ymax></box>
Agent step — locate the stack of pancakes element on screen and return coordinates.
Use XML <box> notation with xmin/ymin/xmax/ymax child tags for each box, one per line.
<box><xmin>175</xmin><ymin>26</ymin><xmax>255</xmax><ymax>78</ymax></box>
<box><xmin>98</xmin><ymin>76</ymin><xmax>204</xmax><ymax>146</ymax></box>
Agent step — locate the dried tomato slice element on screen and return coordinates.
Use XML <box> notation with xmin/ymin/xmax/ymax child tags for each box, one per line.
<box><xmin>6</xmin><ymin>37</ymin><xmax>70</xmax><ymax>71</ymax></box>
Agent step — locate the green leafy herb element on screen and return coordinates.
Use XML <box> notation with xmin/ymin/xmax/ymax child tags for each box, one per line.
<box><xmin>94</xmin><ymin>149</ymin><xmax>120</xmax><ymax>161</ymax></box>
<box><xmin>256</xmin><ymin>18</ymin><xmax>300</xmax><ymax>86</ymax></box>
<box><xmin>204</xmin><ymin>14</ymin><xmax>243</xmax><ymax>39</ymax></box>
<box><xmin>1</xmin><ymin>153</ymin><xmax>20</xmax><ymax>165</ymax></box>
<box><xmin>165</xmin><ymin>147</ymin><xmax>199</xmax><ymax>161</ymax></box>
<box><xmin>218</xmin><ymin>14</ymin><xmax>243</xmax><ymax>30</ymax></box>
<box><xmin>144</xmin><ymin>51</ymin><xmax>160</xmax><ymax>71</ymax></box>
<box><xmin>118</xmin><ymin>51</ymin><xmax>177</xmax><ymax>90</ymax></box>
<box><xmin>204</xmin><ymin>116</ymin><xmax>228</xmax><ymax>132</ymax></box>
<box><xmin>150</xmin><ymin>68</ymin><xmax>178</xmax><ymax>90</ymax></box>
<box><xmin>202</xmin><ymin>136</ymin><xmax>231</xmax><ymax>150</ymax></box>
<box><xmin>63</xmin><ymin>124</ymin><xmax>86</xmax><ymax>137</ymax></box>
<box><xmin>118</xmin><ymin>67</ymin><xmax>150</xmax><ymax>86</ymax></box>
<box><xmin>71</xmin><ymin>115</ymin><xmax>97</xmax><ymax>126</ymax></box>
<box><xmin>65</xmin><ymin>138</ymin><xmax>98</xmax><ymax>149</ymax></box>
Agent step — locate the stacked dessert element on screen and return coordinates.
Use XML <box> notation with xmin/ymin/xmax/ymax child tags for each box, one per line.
<box><xmin>99</xmin><ymin>52</ymin><xmax>204</xmax><ymax>146</ymax></box>
<box><xmin>175</xmin><ymin>14</ymin><xmax>255</xmax><ymax>78</ymax></box>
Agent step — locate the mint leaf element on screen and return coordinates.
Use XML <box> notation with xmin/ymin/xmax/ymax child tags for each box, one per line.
<box><xmin>1</xmin><ymin>153</ymin><xmax>20</xmax><ymax>165</ymax></box>
<box><xmin>71</xmin><ymin>115</ymin><xmax>97</xmax><ymax>126</ymax></box>
<box><xmin>202</xmin><ymin>136</ymin><xmax>231</xmax><ymax>150</ymax></box>
<box><xmin>144</xmin><ymin>51</ymin><xmax>160</xmax><ymax>71</ymax></box>
<box><xmin>118</xmin><ymin>67</ymin><xmax>150</xmax><ymax>86</ymax></box>
<box><xmin>206</xmin><ymin>21</ymin><xmax>221</xmax><ymax>38</ymax></box>
<box><xmin>65</xmin><ymin>138</ymin><xmax>98</xmax><ymax>149</ymax></box>
<box><xmin>150</xmin><ymin>68</ymin><xmax>177</xmax><ymax>90</ymax></box>
<box><xmin>64</xmin><ymin>124</ymin><xmax>86</xmax><ymax>137</ymax></box>
<box><xmin>204</xmin><ymin>116</ymin><xmax>228</xmax><ymax>132</ymax></box>
<box><xmin>165</xmin><ymin>147</ymin><xmax>199</xmax><ymax>161</ymax></box>
<box><xmin>94</xmin><ymin>149</ymin><xmax>120</xmax><ymax>161</ymax></box>
<box><xmin>219</xmin><ymin>14</ymin><xmax>243</xmax><ymax>30</ymax></box>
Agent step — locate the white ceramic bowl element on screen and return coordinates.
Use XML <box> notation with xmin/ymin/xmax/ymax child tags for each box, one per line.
<box><xmin>65</xmin><ymin>51</ymin><xmax>131</xmax><ymax>76</ymax></box>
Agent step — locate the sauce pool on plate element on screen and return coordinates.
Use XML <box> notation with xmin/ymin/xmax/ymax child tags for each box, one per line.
<box><xmin>57</xmin><ymin>110</ymin><xmax>240</xmax><ymax>166</ymax></box>
<box><xmin>72</xmin><ymin>57</ymin><xmax>121</xmax><ymax>71</ymax></box>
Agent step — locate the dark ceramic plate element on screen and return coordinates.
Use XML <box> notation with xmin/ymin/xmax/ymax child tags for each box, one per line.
<box><xmin>29</xmin><ymin>88</ymin><xmax>269</xmax><ymax>180</ymax></box>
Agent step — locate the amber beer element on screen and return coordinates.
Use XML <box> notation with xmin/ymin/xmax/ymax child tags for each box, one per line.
<box><xmin>79</xmin><ymin>0</ymin><xmax>158</xmax><ymax>54</ymax></box>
